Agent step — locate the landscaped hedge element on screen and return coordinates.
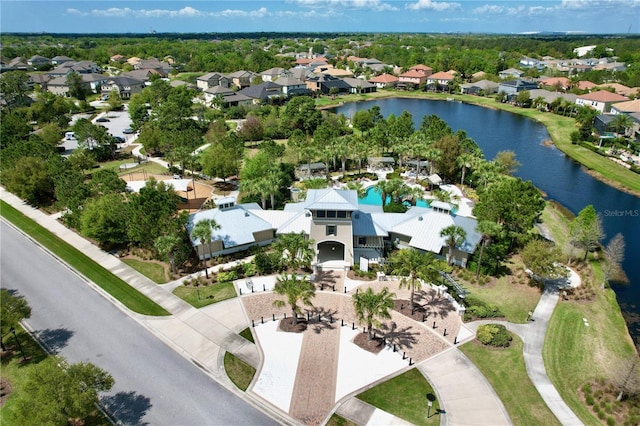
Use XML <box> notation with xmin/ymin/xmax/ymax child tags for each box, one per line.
<box><xmin>464</xmin><ymin>295</ymin><xmax>504</xmax><ymax>321</ymax></box>
<box><xmin>476</xmin><ymin>324</ymin><xmax>513</xmax><ymax>347</ymax></box>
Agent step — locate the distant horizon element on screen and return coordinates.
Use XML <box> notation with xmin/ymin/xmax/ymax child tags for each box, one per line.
<box><xmin>1</xmin><ymin>1</ymin><xmax>638</xmax><ymax>35</ymax></box>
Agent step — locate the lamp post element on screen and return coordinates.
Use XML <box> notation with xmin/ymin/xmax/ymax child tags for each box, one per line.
<box><xmin>10</xmin><ymin>327</ymin><xmax>26</xmax><ymax>361</ymax></box>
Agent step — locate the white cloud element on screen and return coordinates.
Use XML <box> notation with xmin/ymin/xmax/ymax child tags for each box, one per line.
<box><xmin>406</xmin><ymin>0</ymin><xmax>461</xmax><ymax>12</ymax></box>
<box><xmin>66</xmin><ymin>6</ymin><xmax>269</xmax><ymax>19</ymax></box>
<box><xmin>291</xmin><ymin>0</ymin><xmax>398</xmax><ymax>12</ymax></box>
<box><xmin>473</xmin><ymin>4</ymin><xmax>526</xmax><ymax>15</ymax></box>
<box><xmin>474</xmin><ymin>0</ymin><xmax>639</xmax><ymax>17</ymax></box>
<box><xmin>560</xmin><ymin>0</ymin><xmax>640</xmax><ymax>10</ymax></box>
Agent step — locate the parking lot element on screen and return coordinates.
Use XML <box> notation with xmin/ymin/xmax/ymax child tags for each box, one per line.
<box><xmin>59</xmin><ymin>107</ymin><xmax>136</xmax><ymax>154</ymax></box>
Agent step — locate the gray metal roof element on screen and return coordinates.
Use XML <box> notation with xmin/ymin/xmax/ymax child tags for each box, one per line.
<box><xmin>352</xmin><ymin>211</ymin><xmax>388</xmax><ymax>237</ymax></box>
<box><xmin>303</xmin><ymin>188</ymin><xmax>359</xmax><ymax>211</ymax></box>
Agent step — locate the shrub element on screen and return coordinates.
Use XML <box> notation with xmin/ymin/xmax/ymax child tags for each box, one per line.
<box><xmin>585</xmin><ymin>395</ymin><xmax>595</xmax><ymax>406</ymax></box>
<box><xmin>218</xmin><ymin>270</ymin><xmax>238</xmax><ymax>282</ymax></box>
<box><xmin>243</xmin><ymin>262</ymin><xmax>257</xmax><ymax>277</ymax></box>
<box><xmin>464</xmin><ymin>295</ymin><xmax>504</xmax><ymax>319</ymax></box>
<box><xmin>476</xmin><ymin>324</ymin><xmax>512</xmax><ymax>347</ymax></box>
<box><xmin>582</xmin><ymin>383</ymin><xmax>592</xmax><ymax>394</ymax></box>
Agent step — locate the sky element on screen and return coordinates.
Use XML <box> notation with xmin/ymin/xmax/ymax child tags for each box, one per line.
<box><xmin>1</xmin><ymin>0</ymin><xmax>639</xmax><ymax>34</ymax></box>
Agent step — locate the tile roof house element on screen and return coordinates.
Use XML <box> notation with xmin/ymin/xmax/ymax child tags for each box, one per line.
<box><xmin>426</xmin><ymin>71</ymin><xmax>456</xmax><ymax>89</ymax></box>
<box><xmin>342</xmin><ymin>77</ymin><xmax>376</xmax><ymax>94</ymax></box>
<box><xmin>314</xmin><ymin>65</ymin><xmax>353</xmax><ymax>78</ymax></box>
<box><xmin>398</xmin><ymin>69</ymin><xmax>428</xmax><ymax>87</ymax></box>
<box><xmin>577</xmin><ymin>81</ymin><xmax>597</xmax><ymax>91</ymax></box>
<box><xmin>187</xmin><ymin>189</ymin><xmax>481</xmax><ymax>269</ymax></box>
<box><xmin>409</xmin><ymin>64</ymin><xmax>433</xmax><ymax>77</ymax></box>
<box><xmin>498</xmin><ymin>79</ymin><xmax>538</xmax><ymax>95</ymax></box>
<box><xmin>238</xmin><ymin>81</ymin><xmax>283</xmax><ymax>104</ymax></box>
<box><xmin>110</xmin><ymin>54</ymin><xmax>126</xmax><ymax>62</ymax></box>
<box><xmin>576</xmin><ymin>90</ymin><xmax>628</xmax><ymax>113</ymax></box>
<box><xmin>498</xmin><ymin>68</ymin><xmax>524</xmax><ymax>80</ymax></box>
<box><xmin>610</xmin><ymin>99</ymin><xmax>640</xmax><ymax>115</ymax></box>
<box><xmin>273</xmin><ymin>76</ymin><xmax>309</xmax><ymax>96</ymax></box>
<box><xmin>306</xmin><ymin>74</ymin><xmax>351</xmax><ymax>95</ymax></box>
<box><xmin>196</xmin><ymin>72</ymin><xmax>232</xmax><ymax>91</ymax></box>
<box><xmin>100</xmin><ymin>76</ymin><xmax>146</xmax><ymax>99</ymax></box>
<box><xmin>596</xmin><ymin>83</ymin><xmax>637</xmax><ymax>97</ymax></box>
<box><xmin>527</xmin><ymin>89</ymin><xmax>577</xmax><ymax>105</ymax></box>
<box><xmin>227</xmin><ymin>70</ymin><xmax>257</xmax><ymax>89</ymax></box>
<box><xmin>460</xmin><ymin>79</ymin><xmax>499</xmax><ymax>95</ymax></box>
<box><xmin>539</xmin><ymin>77</ymin><xmax>572</xmax><ymax>91</ymax></box>
<box><xmin>368</xmin><ymin>73</ymin><xmax>399</xmax><ymax>89</ymax></box>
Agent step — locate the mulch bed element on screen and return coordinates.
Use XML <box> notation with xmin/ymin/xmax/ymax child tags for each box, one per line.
<box><xmin>0</xmin><ymin>378</ymin><xmax>12</xmax><ymax>408</ymax></box>
<box><xmin>352</xmin><ymin>332</ymin><xmax>385</xmax><ymax>354</ymax></box>
<box><xmin>393</xmin><ymin>298</ymin><xmax>429</xmax><ymax>322</ymax></box>
<box><xmin>278</xmin><ymin>317</ymin><xmax>308</xmax><ymax>333</ymax></box>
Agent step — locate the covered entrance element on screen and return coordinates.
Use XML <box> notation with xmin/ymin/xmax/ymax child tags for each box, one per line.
<box><xmin>317</xmin><ymin>241</ymin><xmax>345</xmax><ymax>264</ymax></box>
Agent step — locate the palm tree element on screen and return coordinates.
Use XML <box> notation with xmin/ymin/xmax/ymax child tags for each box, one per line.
<box><xmin>275</xmin><ymin>232</ymin><xmax>315</xmax><ymax>273</ymax></box>
<box><xmin>440</xmin><ymin>225</ymin><xmax>467</xmax><ymax>265</ymax></box>
<box><xmin>190</xmin><ymin>218</ymin><xmax>220</xmax><ymax>278</ymax></box>
<box><xmin>475</xmin><ymin>221</ymin><xmax>502</xmax><ymax>280</ymax></box>
<box><xmin>346</xmin><ymin>181</ymin><xmax>366</xmax><ymax>199</ymax></box>
<box><xmin>154</xmin><ymin>234</ymin><xmax>182</xmax><ymax>275</ymax></box>
<box><xmin>374</xmin><ymin>178</ymin><xmax>406</xmax><ymax>208</ymax></box>
<box><xmin>353</xmin><ymin>287</ymin><xmax>395</xmax><ymax>340</ymax></box>
<box><xmin>456</xmin><ymin>153</ymin><xmax>477</xmax><ymax>187</ymax></box>
<box><xmin>424</xmin><ymin>146</ymin><xmax>442</xmax><ymax>175</ymax></box>
<box><xmin>389</xmin><ymin>248</ymin><xmax>441</xmax><ymax>310</ymax></box>
<box><xmin>272</xmin><ymin>274</ymin><xmax>315</xmax><ymax>326</ymax></box>
<box><xmin>610</xmin><ymin>114</ymin><xmax>633</xmax><ymax>137</ymax></box>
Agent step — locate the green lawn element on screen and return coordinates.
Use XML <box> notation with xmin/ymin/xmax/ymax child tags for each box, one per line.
<box><xmin>172</xmin><ymin>281</ymin><xmax>237</xmax><ymax>308</ymax></box>
<box><xmin>122</xmin><ymin>258</ymin><xmax>168</xmax><ymax>284</ymax></box>
<box><xmin>0</xmin><ymin>201</ymin><xmax>169</xmax><ymax>316</ymax></box>
<box><xmin>460</xmin><ymin>337</ymin><xmax>561</xmax><ymax>426</ymax></box>
<box><xmin>223</xmin><ymin>352</ymin><xmax>256</xmax><ymax>391</ymax></box>
<box><xmin>357</xmin><ymin>368</ymin><xmax>441</xmax><ymax>425</ymax></box>
<box><xmin>0</xmin><ymin>326</ymin><xmax>110</xmax><ymax>425</ymax></box>
<box><xmin>543</xmin><ymin>289</ymin><xmax>636</xmax><ymax>426</ymax></box>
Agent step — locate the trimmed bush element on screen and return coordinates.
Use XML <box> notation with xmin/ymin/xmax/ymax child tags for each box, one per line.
<box><xmin>476</xmin><ymin>324</ymin><xmax>513</xmax><ymax>347</ymax></box>
<box><xmin>218</xmin><ymin>270</ymin><xmax>238</xmax><ymax>282</ymax></box>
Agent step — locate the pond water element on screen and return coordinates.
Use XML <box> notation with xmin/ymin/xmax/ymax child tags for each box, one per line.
<box><xmin>333</xmin><ymin>98</ymin><xmax>640</xmax><ymax>344</ymax></box>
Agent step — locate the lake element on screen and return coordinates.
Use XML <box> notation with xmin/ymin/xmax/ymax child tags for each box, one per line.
<box><xmin>333</xmin><ymin>98</ymin><xmax>640</xmax><ymax>344</ymax></box>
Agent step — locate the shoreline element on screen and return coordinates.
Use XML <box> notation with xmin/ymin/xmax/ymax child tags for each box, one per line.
<box><xmin>319</xmin><ymin>90</ymin><xmax>640</xmax><ymax>198</ymax></box>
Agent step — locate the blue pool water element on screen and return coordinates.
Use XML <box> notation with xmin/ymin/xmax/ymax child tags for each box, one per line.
<box><xmin>359</xmin><ymin>187</ymin><xmax>430</xmax><ymax>208</ymax></box>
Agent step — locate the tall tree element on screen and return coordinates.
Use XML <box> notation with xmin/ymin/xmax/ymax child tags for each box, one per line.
<box><xmin>475</xmin><ymin>221</ymin><xmax>503</xmax><ymax>279</ymax></box>
<box><xmin>66</xmin><ymin>71</ymin><xmax>90</xmax><ymax>101</ymax></box>
<box><xmin>80</xmin><ymin>193</ymin><xmax>129</xmax><ymax>248</ymax></box>
<box><xmin>9</xmin><ymin>356</ymin><xmax>114</xmax><ymax>425</ymax></box>
<box><xmin>353</xmin><ymin>287</ymin><xmax>395</xmax><ymax>340</ymax></box>
<box><xmin>569</xmin><ymin>205</ymin><xmax>605</xmax><ymax>261</ymax></box>
<box><xmin>440</xmin><ymin>225</ymin><xmax>467</xmax><ymax>265</ymax></box>
<box><xmin>0</xmin><ymin>71</ymin><xmax>31</xmax><ymax>111</ymax></box>
<box><xmin>190</xmin><ymin>218</ymin><xmax>221</xmax><ymax>279</ymax></box>
<box><xmin>272</xmin><ymin>274</ymin><xmax>316</xmax><ymax>326</ymax></box>
<box><xmin>389</xmin><ymin>248</ymin><xmax>442</xmax><ymax>310</ymax></box>
<box><xmin>602</xmin><ymin>233</ymin><xmax>625</xmax><ymax>288</ymax></box>
<box><xmin>200</xmin><ymin>142</ymin><xmax>241</xmax><ymax>181</ymax></box>
<box><xmin>0</xmin><ymin>289</ymin><xmax>31</xmax><ymax>351</ymax></box>
<box><xmin>155</xmin><ymin>234</ymin><xmax>183</xmax><ymax>275</ymax></box>
<box><xmin>521</xmin><ymin>239</ymin><xmax>567</xmax><ymax>285</ymax></box>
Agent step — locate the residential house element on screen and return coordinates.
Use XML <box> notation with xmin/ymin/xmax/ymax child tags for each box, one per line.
<box><xmin>238</xmin><ymin>81</ymin><xmax>283</xmax><ymax>104</ymax></box>
<box><xmin>273</xmin><ymin>76</ymin><xmax>309</xmax><ymax>96</ymax></box>
<box><xmin>314</xmin><ymin>65</ymin><xmax>353</xmax><ymax>78</ymax></box>
<box><xmin>202</xmin><ymin>85</ymin><xmax>234</xmax><ymax>106</ymax></box>
<box><xmin>577</xmin><ymin>81</ymin><xmax>597</xmax><ymax>91</ymax></box>
<box><xmin>610</xmin><ymin>99</ymin><xmax>640</xmax><ymax>115</ymax></box>
<box><xmin>8</xmin><ymin>57</ymin><xmax>30</xmax><ymax>71</ymax></box>
<box><xmin>260</xmin><ymin>67</ymin><xmax>292</xmax><ymax>82</ymax></box>
<box><xmin>120</xmin><ymin>69</ymin><xmax>161</xmax><ymax>84</ymax></box>
<box><xmin>306</xmin><ymin>74</ymin><xmax>350</xmax><ymax>95</ymax></box>
<box><xmin>227</xmin><ymin>70</ymin><xmax>257</xmax><ymax>89</ymax></box>
<box><xmin>426</xmin><ymin>71</ymin><xmax>455</xmax><ymax>91</ymax></box>
<box><xmin>222</xmin><ymin>92</ymin><xmax>253</xmax><ymax>108</ymax></box>
<box><xmin>46</xmin><ymin>76</ymin><xmax>72</xmax><ymax>96</ymax></box>
<box><xmin>28</xmin><ymin>73</ymin><xmax>51</xmax><ymax>89</ymax></box>
<box><xmin>100</xmin><ymin>76</ymin><xmax>145</xmax><ymax>99</ymax></box>
<box><xmin>51</xmin><ymin>55</ymin><xmax>73</xmax><ymax>66</ymax></box>
<box><xmin>398</xmin><ymin>69</ymin><xmax>428</xmax><ymax>89</ymax></box>
<box><xmin>576</xmin><ymin>90</ymin><xmax>628</xmax><ymax>113</ymax></box>
<box><xmin>498</xmin><ymin>68</ymin><xmax>524</xmax><ymax>80</ymax></box>
<box><xmin>527</xmin><ymin>89</ymin><xmax>577</xmax><ymax>107</ymax></box>
<box><xmin>27</xmin><ymin>55</ymin><xmax>51</xmax><ymax>68</ymax></box>
<box><xmin>539</xmin><ymin>77</ymin><xmax>571</xmax><ymax>91</ymax></box>
<box><xmin>342</xmin><ymin>77</ymin><xmax>376</xmax><ymax>94</ymax></box>
<box><xmin>127</xmin><ymin>57</ymin><xmax>142</xmax><ymax>67</ymax></box>
<box><xmin>288</xmin><ymin>67</ymin><xmax>313</xmax><ymax>82</ymax></box>
<box><xmin>593</xmin><ymin>62</ymin><xmax>627</xmax><ymax>72</ymax></box>
<box><xmin>408</xmin><ymin>64</ymin><xmax>433</xmax><ymax>77</ymax></box>
<box><xmin>135</xmin><ymin>58</ymin><xmax>171</xmax><ymax>77</ymax></box>
<box><xmin>471</xmin><ymin>71</ymin><xmax>487</xmax><ymax>81</ymax></box>
<box><xmin>196</xmin><ymin>72</ymin><xmax>232</xmax><ymax>91</ymax></box>
<box><xmin>498</xmin><ymin>79</ymin><xmax>538</xmax><ymax>95</ymax></box>
<box><xmin>596</xmin><ymin>83</ymin><xmax>637</xmax><ymax>98</ymax></box>
<box><xmin>368</xmin><ymin>73</ymin><xmax>399</xmax><ymax>89</ymax></box>
<box><xmin>460</xmin><ymin>79</ymin><xmax>498</xmax><ymax>95</ymax></box>
<box><xmin>110</xmin><ymin>54</ymin><xmax>126</xmax><ymax>63</ymax></box>
<box><xmin>519</xmin><ymin>57</ymin><xmax>543</xmax><ymax>69</ymax></box>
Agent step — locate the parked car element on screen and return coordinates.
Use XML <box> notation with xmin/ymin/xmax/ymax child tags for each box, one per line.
<box><xmin>113</xmin><ymin>136</ymin><xmax>125</xmax><ymax>143</ymax></box>
<box><xmin>96</xmin><ymin>117</ymin><xmax>110</xmax><ymax>122</ymax></box>
<box><xmin>123</xmin><ymin>128</ymin><xmax>134</xmax><ymax>134</ymax></box>
<box><xmin>65</xmin><ymin>131</ymin><xmax>75</xmax><ymax>140</ymax></box>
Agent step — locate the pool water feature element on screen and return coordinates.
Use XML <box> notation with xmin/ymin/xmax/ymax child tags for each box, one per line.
<box><xmin>359</xmin><ymin>187</ymin><xmax>432</xmax><ymax>209</ymax></box>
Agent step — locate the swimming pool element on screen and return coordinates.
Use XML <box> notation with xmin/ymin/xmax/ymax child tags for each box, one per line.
<box><xmin>359</xmin><ymin>187</ymin><xmax>430</xmax><ymax>208</ymax></box>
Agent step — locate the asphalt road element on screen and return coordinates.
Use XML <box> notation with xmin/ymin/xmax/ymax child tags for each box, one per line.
<box><xmin>0</xmin><ymin>221</ymin><xmax>277</xmax><ymax>426</ymax></box>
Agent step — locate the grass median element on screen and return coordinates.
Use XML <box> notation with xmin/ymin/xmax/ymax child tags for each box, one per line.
<box><xmin>0</xmin><ymin>200</ymin><xmax>170</xmax><ymax>316</ymax></box>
